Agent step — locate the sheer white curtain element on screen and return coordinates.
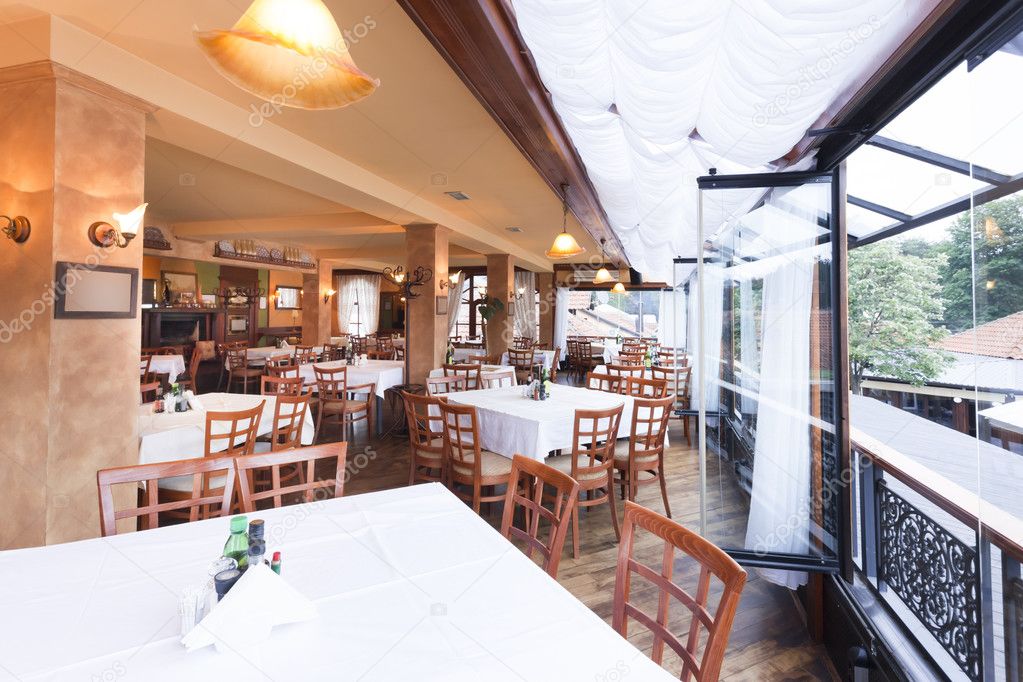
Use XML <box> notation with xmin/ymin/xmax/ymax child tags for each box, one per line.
<box><xmin>336</xmin><ymin>275</ymin><xmax>357</xmax><ymax>335</ymax></box>
<box><xmin>553</xmin><ymin>287</ymin><xmax>570</xmax><ymax>353</ymax></box>
<box><xmin>512</xmin><ymin>271</ymin><xmax>537</xmax><ymax>340</ymax></box>
<box><xmin>690</xmin><ymin>264</ymin><xmax>724</xmax><ymax>412</ymax></box>
<box><xmin>446</xmin><ymin>272</ymin><xmax>465</xmax><ymax>337</ymax></box>
<box><xmin>657</xmin><ymin>287</ymin><xmax>686</xmax><ymax>349</ymax></box>
<box><xmin>739</xmin><ymin>279</ymin><xmax>759</xmax><ymax>415</ymax></box>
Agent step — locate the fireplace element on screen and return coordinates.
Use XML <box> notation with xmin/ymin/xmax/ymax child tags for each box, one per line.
<box><xmin>142</xmin><ymin>309</ymin><xmax>225</xmax><ymax>349</ymax></box>
<box><xmin>161</xmin><ymin>317</ymin><xmax>202</xmax><ymax>345</ymax></box>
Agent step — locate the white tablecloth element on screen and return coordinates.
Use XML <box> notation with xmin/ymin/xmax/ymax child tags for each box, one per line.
<box><xmin>451</xmin><ymin>347</ymin><xmax>486</xmax><ymax>362</ymax></box>
<box><xmin>138</xmin><ymin>393</ymin><xmax>314</xmax><ymax>465</ymax></box>
<box><xmin>0</xmin><ymin>484</ymin><xmax>672</xmax><ymax>681</ymax></box>
<box><xmin>499</xmin><ymin>349</ymin><xmax>556</xmax><ymax>370</ymax></box>
<box><xmin>297</xmin><ymin>359</ymin><xmax>405</xmax><ymax>399</ymax></box>
<box><xmin>428</xmin><ymin>364</ymin><xmax>504</xmax><ymax>379</ymax></box>
<box><xmin>243</xmin><ymin>345</ymin><xmax>326</xmax><ymax>367</ymax></box>
<box><xmin>148</xmin><ymin>355</ymin><xmax>186</xmax><ymax>383</ymax></box>
<box><xmin>447</xmin><ymin>385</ymin><xmax>636</xmax><ymax>460</ymax></box>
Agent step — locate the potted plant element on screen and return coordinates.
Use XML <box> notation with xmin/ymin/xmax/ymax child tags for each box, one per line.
<box><xmin>476</xmin><ymin>295</ymin><xmax>504</xmax><ymax>354</ymax></box>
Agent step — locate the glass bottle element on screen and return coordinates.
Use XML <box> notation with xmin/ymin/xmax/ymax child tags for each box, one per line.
<box><xmin>223</xmin><ymin>516</ymin><xmax>249</xmax><ymax>570</ymax></box>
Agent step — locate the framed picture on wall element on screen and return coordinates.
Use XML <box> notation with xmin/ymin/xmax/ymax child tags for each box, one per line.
<box><xmin>260</xmin><ymin>296</ymin><xmax>267</xmax><ymax>310</ymax></box>
<box><xmin>54</xmin><ymin>262</ymin><xmax>139</xmax><ymax>319</ymax></box>
<box><xmin>435</xmin><ymin>296</ymin><xmax>448</xmax><ymax>315</ymax></box>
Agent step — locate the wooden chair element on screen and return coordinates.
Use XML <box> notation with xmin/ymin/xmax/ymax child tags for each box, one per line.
<box><xmin>313</xmin><ymin>365</ymin><xmax>374</xmax><ymax>443</ymax></box>
<box><xmin>570</xmin><ymin>340</ymin><xmax>600</xmax><ymax>378</ymax></box>
<box><xmin>97</xmin><ymin>456</ymin><xmax>237</xmax><ymax>536</ymax></box>
<box><xmin>614</xmin><ymin>395</ymin><xmax>674</xmax><ymax>516</ymax></box>
<box><xmin>322</xmin><ymin>343</ymin><xmax>342</xmax><ymax>361</ymax></box>
<box><xmin>402</xmin><ymin>391</ymin><xmax>446</xmax><ymax>486</ymax></box>
<box><xmin>507</xmin><ymin>347</ymin><xmax>537</xmax><ymax>384</ymax></box>
<box><xmin>548</xmin><ymin>346</ymin><xmax>562</xmax><ymax>382</ymax></box>
<box><xmin>499</xmin><ymin>455</ymin><xmax>579</xmax><ymax>578</ymax></box>
<box><xmin>546</xmin><ymin>403</ymin><xmax>624</xmax><ymax>558</ymax></box>
<box><xmin>237</xmin><ymin>442</ymin><xmax>348</xmax><ymax>512</ymax></box>
<box><xmin>351</xmin><ymin>336</ymin><xmax>369</xmax><ymax>355</ymax></box>
<box><xmin>466</xmin><ymin>354</ymin><xmax>490</xmax><ymax>365</ymax></box>
<box><xmin>377</xmin><ymin>335</ymin><xmax>395</xmax><ymax>354</ymax></box>
<box><xmin>395</xmin><ymin>345</ymin><xmax>406</xmax><ymax>360</ymax></box>
<box><xmin>293</xmin><ymin>344</ymin><xmax>316</xmax><ymax>365</ymax></box>
<box><xmin>261</xmin><ymin>375</ymin><xmax>306</xmax><ymax>397</ymax></box>
<box><xmin>613</xmin><ymin>501</ymin><xmax>747</xmax><ymax>681</ymax></box>
<box><xmin>657</xmin><ymin>347</ymin><xmax>688</xmax><ymax>367</ymax></box>
<box><xmin>226</xmin><ymin>347</ymin><xmax>261</xmax><ymax>394</ymax></box>
<box><xmin>625</xmin><ymin>376</ymin><xmax>669</xmax><ymax>398</ymax></box>
<box><xmin>368</xmin><ymin>348</ymin><xmax>396</xmax><ymax>360</ymax></box>
<box><xmin>618</xmin><ymin>351</ymin><xmax>647</xmax><ymax>367</ymax></box>
<box><xmin>140</xmin><ymin>355</ymin><xmax>160</xmax><ymax>403</ymax></box>
<box><xmin>216</xmin><ymin>341</ymin><xmax>248</xmax><ymax>390</ymax></box>
<box><xmin>254</xmin><ymin>393</ymin><xmax>311</xmax><ymax>453</ymax></box>
<box><xmin>585</xmin><ymin>371</ymin><xmax>623</xmax><ymax>394</ymax></box>
<box><xmin>651</xmin><ymin>364</ymin><xmax>692</xmax><ymax>446</ymax></box>
<box><xmin>480</xmin><ymin>367</ymin><xmax>517</xmax><ymax>389</ymax></box>
<box><xmin>178</xmin><ymin>348</ymin><xmax>204</xmax><ymax>394</ymax></box>
<box><xmin>141</xmin><ymin>346</ymin><xmax>177</xmax><ymax>357</ymax></box>
<box><xmin>266</xmin><ymin>354</ymin><xmax>300</xmax><ymax>380</ymax></box>
<box><xmin>513</xmin><ymin>336</ymin><xmax>532</xmax><ymax>349</ymax></box>
<box><xmin>205</xmin><ymin>402</ymin><xmax>266</xmax><ymax>457</ymax></box>
<box><xmin>443</xmin><ymin>363</ymin><xmax>481</xmax><ymax>390</ymax></box>
<box><xmin>427</xmin><ymin>375</ymin><xmax>467</xmax><ymax>395</ymax></box>
<box><xmin>439</xmin><ymin>401</ymin><xmax>513</xmax><ymax>514</ymax></box>
<box><xmin>606</xmin><ymin>363</ymin><xmax>645</xmax><ymax>389</ymax></box>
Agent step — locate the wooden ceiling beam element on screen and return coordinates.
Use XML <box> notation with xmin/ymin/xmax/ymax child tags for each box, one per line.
<box><xmin>396</xmin><ymin>0</ymin><xmax>628</xmax><ymax>266</ymax></box>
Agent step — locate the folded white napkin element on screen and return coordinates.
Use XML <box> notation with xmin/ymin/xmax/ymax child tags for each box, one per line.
<box><xmin>185</xmin><ymin>391</ymin><xmax>204</xmax><ymax>411</ymax></box>
<box><xmin>181</xmin><ymin>563</ymin><xmax>316</xmax><ymax>653</ymax></box>
<box><xmin>281</xmin><ymin>340</ymin><xmax>291</xmax><ymax>349</ymax></box>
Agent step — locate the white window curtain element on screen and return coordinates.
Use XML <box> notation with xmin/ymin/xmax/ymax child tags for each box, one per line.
<box><xmin>337</xmin><ymin>274</ymin><xmax>382</xmax><ymax>335</ymax></box>
<box><xmin>513</xmin><ymin>271</ymin><xmax>537</xmax><ymax>340</ymax></box>
<box><xmin>742</xmin><ymin>236</ymin><xmax>818</xmax><ymax>590</ymax></box>
<box><xmin>657</xmin><ymin>287</ymin><xmax>686</xmax><ymax>349</ymax></box>
<box><xmin>553</xmin><ymin>287</ymin><xmax>570</xmax><ymax>353</ymax></box>
<box><xmin>689</xmin><ymin>264</ymin><xmax>724</xmax><ymax>413</ymax></box>
<box><xmin>446</xmin><ymin>272</ymin><xmax>466</xmax><ymax>337</ymax></box>
<box><xmin>739</xmin><ymin>279</ymin><xmax>760</xmax><ymax>416</ymax></box>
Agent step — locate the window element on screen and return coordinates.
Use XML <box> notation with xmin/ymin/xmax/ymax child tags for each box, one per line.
<box><xmin>455</xmin><ymin>274</ymin><xmax>487</xmax><ymax>340</ymax></box>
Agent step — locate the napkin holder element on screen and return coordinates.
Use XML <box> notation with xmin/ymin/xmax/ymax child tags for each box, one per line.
<box><xmin>181</xmin><ymin>563</ymin><xmax>316</xmax><ymax>654</ymax></box>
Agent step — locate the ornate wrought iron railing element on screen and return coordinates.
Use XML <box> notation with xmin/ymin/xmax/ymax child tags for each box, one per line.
<box><xmin>853</xmin><ymin>429</ymin><xmax>1023</xmax><ymax>681</ymax></box>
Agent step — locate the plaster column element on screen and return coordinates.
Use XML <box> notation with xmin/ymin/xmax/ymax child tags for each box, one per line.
<box><xmin>404</xmin><ymin>224</ymin><xmax>449</xmax><ymax>385</ymax></box>
<box><xmin>302</xmin><ymin>262</ymin><xmax>333</xmax><ymax>345</ymax></box>
<box><xmin>537</xmin><ymin>271</ymin><xmax>555</xmax><ymax>348</ymax></box>
<box><xmin>485</xmin><ymin>254</ymin><xmax>515</xmax><ymax>361</ymax></box>
<box><xmin>0</xmin><ymin>63</ymin><xmax>150</xmax><ymax>547</ymax></box>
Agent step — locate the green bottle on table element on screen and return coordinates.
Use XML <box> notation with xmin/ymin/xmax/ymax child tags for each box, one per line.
<box><xmin>223</xmin><ymin>516</ymin><xmax>249</xmax><ymax>570</ymax></box>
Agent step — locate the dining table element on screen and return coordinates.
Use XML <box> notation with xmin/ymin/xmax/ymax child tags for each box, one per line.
<box><xmin>242</xmin><ymin>345</ymin><xmax>325</xmax><ymax>367</ymax></box>
<box><xmin>148</xmin><ymin>354</ymin><xmax>187</xmax><ymax>384</ymax></box>
<box><xmin>137</xmin><ymin>393</ymin><xmax>315</xmax><ymax>465</ymax></box>
<box><xmin>446</xmin><ymin>384</ymin><xmax>638</xmax><ymax>461</ymax></box>
<box><xmin>298</xmin><ymin>359</ymin><xmax>406</xmax><ymax>434</ymax></box>
<box><xmin>0</xmin><ymin>483</ymin><xmax>674</xmax><ymax>681</ymax></box>
<box><xmin>499</xmin><ymin>349</ymin><xmax>557</xmax><ymax>370</ymax></box>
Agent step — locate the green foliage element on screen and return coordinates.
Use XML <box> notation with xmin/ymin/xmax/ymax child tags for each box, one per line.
<box><xmin>848</xmin><ymin>242</ymin><xmax>952</xmax><ymax>393</ymax></box>
<box><xmin>477</xmin><ymin>295</ymin><xmax>504</xmax><ymax>321</ymax></box>
<box><xmin>941</xmin><ymin>196</ymin><xmax>1023</xmax><ymax>332</ymax></box>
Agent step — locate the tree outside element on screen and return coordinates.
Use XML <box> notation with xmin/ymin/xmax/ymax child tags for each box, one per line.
<box><xmin>847</xmin><ymin>241</ymin><xmax>952</xmax><ymax>394</ymax></box>
<box><xmin>940</xmin><ymin>195</ymin><xmax>1023</xmax><ymax>332</ymax></box>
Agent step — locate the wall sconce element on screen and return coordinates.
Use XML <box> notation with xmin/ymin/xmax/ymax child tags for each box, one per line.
<box><xmin>384</xmin><ymin>265</ymin><xmax>432</xmax><ymax>299</ymax></box>
<box><xmin>88</xmin><ymin>203</ymin><xmax>147</xmax><ymax>248</ymax></box>
<box><xmin>323</xmin><ymin>288</ymin><xmax>336</xmax><ymax>303</ymax></box>
<box><xmin>514</xmin><ymin>286</ymin><xmax>527</xmax><ymax>300</ymax></box>
<box><xmin>2</xmin><ymin>214</ymin><xmax>31</xmax><ymax>243</ymax></box>
<box><xmin>439</xmin><ymin>271</ymin><xmax>461</xmax><ymax>290</ymax></box>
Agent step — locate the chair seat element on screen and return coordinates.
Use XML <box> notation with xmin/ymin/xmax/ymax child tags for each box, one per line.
<box><xmin>613</xmin><ymin>446</ymin><xmax>660</xmax><ymax>468</ymax></box>
<box><xmin>451</xmin><ymin>450</ymin><xmax>513</xmax><ymax>478</ymax></box>
<box><xmin>232</xmin><ymin>368</ymin><xmax>262</xmax><ymax>378</ymax></box>
<box><xmin>158</xmin><ymin>472</ymin><xmax>227</xmax><ymax>493</ymax></box>
<box><xmin>321</xmin><ymin>399</ymin><xmax>371</xmax><ymax>415</ymax></box>
<box><xmin>546</xmin><ymin>454</ymin><xmax>610</xmax><ymax>481</ymax></box>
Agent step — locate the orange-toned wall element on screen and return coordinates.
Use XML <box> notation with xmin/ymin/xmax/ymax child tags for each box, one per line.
<box><xmin>269</xmin><ymin>270</ymin><xmax>304</xmax><ymax>327</ymax></box>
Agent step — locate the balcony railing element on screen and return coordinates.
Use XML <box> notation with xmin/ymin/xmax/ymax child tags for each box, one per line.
<box><xmin>852</xmin><ymin>427</ymin><xmax>1023</xmax><ymax>681</ymax></box>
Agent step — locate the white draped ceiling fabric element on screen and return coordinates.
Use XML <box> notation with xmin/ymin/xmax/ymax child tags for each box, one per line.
<box><xmin>510</xmin><ymin>0</ymin><xmax>920</xmax><ymax>280</ymax></box>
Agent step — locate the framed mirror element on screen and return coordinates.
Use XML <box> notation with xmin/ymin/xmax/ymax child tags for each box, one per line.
<box><xmin>162</xmin><ymin>271</ymin><xmax>198</xmax><ymax>305</ymax></box>
<box><xmin>275</xmin><ymin>285</ymin><xmax>302</xmax><ymax>310</ymax></box>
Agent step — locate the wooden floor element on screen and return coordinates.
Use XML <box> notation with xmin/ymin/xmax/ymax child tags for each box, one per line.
<box><xmin>327</xmin><ymin>387</ymin><xmax>837</xmax><ymax>681</ymax></box>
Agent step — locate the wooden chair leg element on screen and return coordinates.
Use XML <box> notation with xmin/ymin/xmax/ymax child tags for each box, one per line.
<box><xmin>607</xmin><ymin>477</ymin><xmax>620</xmax><ymax>541</ymax></box>
<box><xmin>658</xmin><ymin>467</ymin><xmax>671</xmax><ymax>518</ymax></box>
<box><xmin>571</xmin><ymin>505</ymin><xmax>580</xmax><ymax>559</ymax></box>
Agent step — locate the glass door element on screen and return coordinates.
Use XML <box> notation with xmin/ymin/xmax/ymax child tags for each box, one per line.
<box><xmin>692</xmin><ymin>169</ymin><xmax>846</xmax><ymax>582</ymax></box>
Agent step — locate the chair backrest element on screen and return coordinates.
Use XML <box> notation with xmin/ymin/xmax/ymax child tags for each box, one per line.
<box><xmin>606</xmin><ymin>363</ymin><xmax>645</xmax><ymax>388</ymax></box>
<box><xmin>142</xmin><ymin>346</ymin><xmax>177</xmax><ymax>357</ymax></box>
<box><xmin>577</xmin><ymin>340</ymin><xmax>593</xmax><ymax>359</ymax></box>
<box><xmin>140</xmin><ymin>354</ymin><xmax>153</xmax><ymax>380</ymax></box>
<box><xmin>628</xmin><ymin>395</ymin><xmax>674</xmax><ymax>459</ymax></box>
<box><xmin>585</xmin><ymin>372</ymin><xmax>622</xmax><ymax>394</ymax></box>
<box><xmin>187</xmin><ymin>348</ymin><xmax>203</xmax><ymax>385</ymax></box>
<box><xmin>650</xmin><ymin>364</ymin><xmax>691</xmax><ymax>403</ymax></box>
<box><xmin>402</xmin><ymin>391</ymin><xmax>445</xmax><ymax>456</ymax></box>
<box><xmin>351</xmin><ymin>336</ymin><xmax>368</xmax><ymax>354</ymax></box>
<box><xmin>261</xmin><ymin>375</ymin><xmax>306</xmax><ymax>396</ymax></box>
<box><xmin>657</xmin><ymin>348</ymin><xmax>688</xmax><ymax>367</ymax></box>
<box><xmin>571</xmin><ymin>404</ymin><xmax>624</xmax><ymax>477</ymax></box>
<box><xmin>204</xmin><ymin>401</ymin><xmax>265</xmax><ymax>457</ymax></box>
<box><xmin>613</xmin><ymin>501</ymin><xmax>747</xmax><ymax>681</ymax></box>
<box><xmin>322</xmin><ymin>343</ymin><xmax>341</xmax><ymax>361</ymax></box>
<box><xmin>236</xmin><ymin>442</ymin><xmax>347</xmax><ymax>511</ymax></box>
<box><xmin>480</xmin><ymin>367</ymin><xmax>517</xmax><ymax>389</ymax></box>
<box><xmin>368</xmin><ymin>348</ymin><xmax>396</xmax><ymax>360</ymax></box>
<box><xmin>226</xmin><ymin>347</ymin><xmax>249</xmax><ymax>371</ymax></box>
<box><xmin>507</xmin><ymin>347</ymin><xmax>535</xmax><ymax>370</ymax></box>
<box><xmin>377</xmin><ymin>335</ymin><xmax>394</xmax><ymax>352</ymax></box>
<box><xmin>513</xmin><ymin>336</ymin><xmax>531</xmax><ymax>349</ymax></box>
<box><xmin>499</xmin><ymin>455</ymin><xmax>579</xmax><ymax>578</ymax></box>
<box><xmin>625</xmin><ymin>376</ymin><xmax>669</xmax><ymax>398</ymax></box>
<box><xmin>466</xmin><ymin>354</ymin><xmax>489</xmax><ymax>365</ymax></box>
<box><xmin>314</xmin><ymin>365</ymin><xmax>350</xmax><ymax>402</ymax></box>
<box><xmin>427</xmin><ymin>374</ymin><xmax>467</xmax><ymax>395</ymax></box>
<box><xmin>548</xmin><ymin>346</ymin><xmax>562</xmax><ymax>381</ymax></box>
<box><xmin>618</xmin><ymin>351</ymin><xmax>646</xmax><ymax>367</ymax></box>
<box><xmin>293</xmin><ymin>344</ymin><xmax>315</xmax><ymax>365</ymax></box>
<box><xmin>443</xmin><ymin>363</ymin><xmax>481</xmax><ymax>390</ymax></box>
<box><xmin>97</xmin><ymin>456</ymin><xmax>237</xmax><ymax>536</ymax></box>
<box><xmin>266</xmin><ymin>393</ymin><xmax>311</xmax><ymax>451</ymax></box>
<box><xmin>566</xmin><ymin>339</ymin><xmax>579</xmax><ymax>359</ymax></box>
<box><xmin>439</xmin><ymin>401</ymin><xmax>482</xmax><ymax>479</ymax></box>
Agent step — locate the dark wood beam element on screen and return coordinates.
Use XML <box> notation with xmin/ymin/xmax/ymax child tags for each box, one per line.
<box><xmin>847</xmin><ymin>195</ymin><xmax>913</xmax><ymax>223</ymax></box>
<box><xmin>395</xmin><ymin>0</ymin><xmax>627</xmax><ymax>266</ymax></box>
